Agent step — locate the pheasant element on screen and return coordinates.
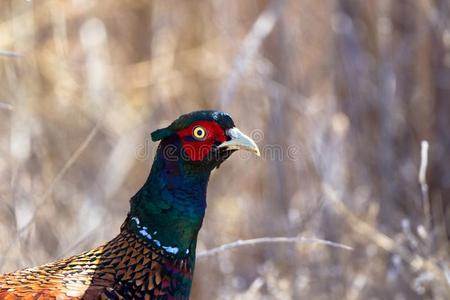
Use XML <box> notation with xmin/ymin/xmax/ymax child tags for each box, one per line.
<box><xmin>0</xmin><ymin>111</ymin><xmax>260</xmax><ymax>300</ymax></box>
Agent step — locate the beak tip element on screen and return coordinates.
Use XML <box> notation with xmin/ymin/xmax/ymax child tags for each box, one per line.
<box><xmin>219</xmin><ymin>127</ymin><xmax>261</xmax><ymax>157</ymax></box>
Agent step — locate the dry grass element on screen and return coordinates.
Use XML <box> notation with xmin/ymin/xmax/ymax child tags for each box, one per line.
<box><xmin>0</xmin><ymin>1</ymin><xmax>449</xmax><ymax>299</ymax></box>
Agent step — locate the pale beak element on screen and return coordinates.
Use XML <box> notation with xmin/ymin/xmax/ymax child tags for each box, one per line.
<box><xmin>218</xmin><ymin>127</ymin><xmax>261</xmax><ymax>157</ymax></box>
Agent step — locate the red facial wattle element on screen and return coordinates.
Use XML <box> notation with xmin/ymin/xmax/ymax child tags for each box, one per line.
<box><xmin>176</xmin><ymin>121</ymin><xmax>227</xmax><ymax>161</ymax></box>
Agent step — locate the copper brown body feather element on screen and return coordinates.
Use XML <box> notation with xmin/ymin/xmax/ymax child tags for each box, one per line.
<box><xmin>0</xmin><ymin>229</ymin><xmax>193</xmax><ymax>299</ymax></box>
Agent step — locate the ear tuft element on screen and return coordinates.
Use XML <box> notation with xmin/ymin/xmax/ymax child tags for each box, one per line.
<box><xmin>151</xmin><ymin>128</ymin><xmax>173</xmax><ymax>141</ymax></box>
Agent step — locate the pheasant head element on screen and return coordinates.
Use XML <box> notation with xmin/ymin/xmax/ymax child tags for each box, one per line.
<box><xmin>126</xmin><ymin>111</ymin><xmax>260</xmax><ymax>258</ymax></box>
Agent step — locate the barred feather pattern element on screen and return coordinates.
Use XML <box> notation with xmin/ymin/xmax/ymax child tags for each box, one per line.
<box><xmin>0</xmin><ymin>228</ymin><xmax>193</xmax><ymax>300</ymax></box>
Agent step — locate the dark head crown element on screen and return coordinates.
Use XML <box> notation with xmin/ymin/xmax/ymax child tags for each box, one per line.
<box><xmin>151</xmin><ymin>110</ymin><xmax>235</xmax><ymax>141</ymax></box>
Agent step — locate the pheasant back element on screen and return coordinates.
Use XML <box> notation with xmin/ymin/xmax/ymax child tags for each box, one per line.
<box><xmin>0</xmin><ymin>229</ymin><xmax>193</xmax><ymax>299</ymax></box>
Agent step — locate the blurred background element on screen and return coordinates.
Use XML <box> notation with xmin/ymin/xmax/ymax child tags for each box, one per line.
<box><xmin>0</xmin><ymin>0</ymin><xmax>449</xmax><ymax>299</ymax></box>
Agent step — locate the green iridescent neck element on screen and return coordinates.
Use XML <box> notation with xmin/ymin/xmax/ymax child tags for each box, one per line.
<box><xmin>125</xmin><ymin>137</ymin><xmax>211</xmax><ymax>257</ymax></box>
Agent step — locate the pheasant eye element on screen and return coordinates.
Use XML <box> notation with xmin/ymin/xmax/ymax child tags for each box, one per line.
<box><xmin>192</xmin><ymin>126</ymin><xmax>207</xmax><ymax>140</ymax></box>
